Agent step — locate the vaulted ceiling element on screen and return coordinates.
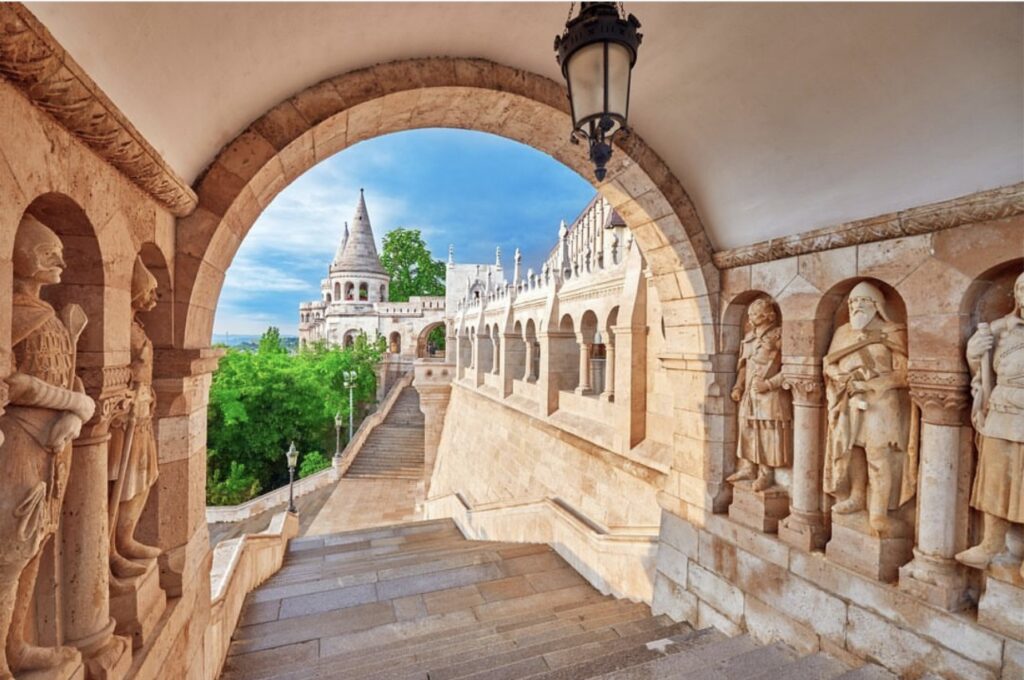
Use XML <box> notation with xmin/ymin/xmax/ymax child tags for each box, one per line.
<box><xmin>27</xmin><ymin>2</ymin><xmax>1024</xmax><ymax>250</ymax></box>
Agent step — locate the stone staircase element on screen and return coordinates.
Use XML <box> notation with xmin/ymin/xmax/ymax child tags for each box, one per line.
<box><xmin>345</xmin><ymin>386</ymin><xmax>425</xmax><ymax>480</ymax></box>
<box><xmin>220</xmin><ymin>519</ymin><xmax>892</xmax><ymax>680</ymax></box>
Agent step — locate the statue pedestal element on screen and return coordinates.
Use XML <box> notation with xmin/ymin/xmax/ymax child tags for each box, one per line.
<box><xmin>727</xmin><ymin>481</ymin><xmax>789</xmax><ymax>533</ymax></box>
<box><xmin>898</xmin><ymin>549</ymin><xmax>969</xmax><ymax>611</ymax></box>
<box><xmin>111</xmin><ymin>559</ymin><xmax>167</xmax><ymax>650</ymax></box>
<box><xmin>825</xmin><ymin>511</ymin><xmax>913</xmax><ymax>582</ymax></box>
<box><xmin>977</xmin><ymin>558</ymin><xmax>1024</xmax><ymax>639</ymax></box>
<box><xmin>20</xmin><ymin>656</ymin><xmax>84</xmax><ymax>680</ymax></box>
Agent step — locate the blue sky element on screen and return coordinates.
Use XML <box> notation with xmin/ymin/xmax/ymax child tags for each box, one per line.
<box><xmin>213</xmin><ymin>128</ymin><xmax>595</xmax><ymax>337</ymax></box>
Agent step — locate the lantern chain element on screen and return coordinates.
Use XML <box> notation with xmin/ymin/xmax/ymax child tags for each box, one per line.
<box><xmin>617</xmin><ymin>2</ymin><xmax>626</xmax><ymax>19</ymax></box>
<box><xmin>566</xmin><ymin>1</ymin><xmax>575</xmax><ymax>25</ymax></box>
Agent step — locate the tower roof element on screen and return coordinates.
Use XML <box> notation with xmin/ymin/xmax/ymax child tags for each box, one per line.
<box><xmin>332</xmin><ymin>221</ymin><xmax>349</xmax><ymax>265</ymax></box>
<box><xmin>334</xmin><ymin>189</ymin><xmax>386</xmax><ymax>276</ymax></box>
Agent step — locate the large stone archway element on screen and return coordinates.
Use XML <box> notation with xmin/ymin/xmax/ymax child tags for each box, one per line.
<box><xmin>175</xmin><ymin>57</ymin><xmax>719</xmax><ymax>355</ymax></box>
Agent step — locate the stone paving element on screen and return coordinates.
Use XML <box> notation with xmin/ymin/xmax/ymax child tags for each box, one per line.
<box><xmin>220</xmin><ymin>519</ymin><xmax>892</xmax><ymax>680</ymax></box>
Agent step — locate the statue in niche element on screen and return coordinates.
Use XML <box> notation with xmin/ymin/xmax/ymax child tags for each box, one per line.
<box><xmin>0</xmin><ymin>215</ymin><xmax>95</xmax><ymax>678</ymax></box>
<box><xmin>956</xmin><ymin>271</ymin><xmax>1024</xmax><ymax>577</ymax></box>
<box><xmin>108</xmin><ymin>258</ymin><xmax>162</xmax><ymax>587</ymax></box>
<box><xmin>727</xmin><ymin>297</ymin><xmax>791</xmax><ymax>491</ymax></box>
<box><xmin>823</xmin><ymin>281</ymin><xmax>916</xmax><ymax>537</ymax></box>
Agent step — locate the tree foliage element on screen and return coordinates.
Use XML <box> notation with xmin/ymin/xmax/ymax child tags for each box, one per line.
<box><xmin>379</xmin><ymin>228</ymin><xmax>446</xmax><ymax>302</ymax></box>
<box><xmin>206</xmin><ymin>327</ymin><xmax>384</xmax><ymax>504</ymax></box>
<box><xmin>298</xmin><ymin>451</ymin><xmax>331</xmax><ymax>478</ymax></box>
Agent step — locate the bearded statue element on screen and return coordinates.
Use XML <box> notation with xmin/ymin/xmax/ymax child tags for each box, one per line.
<box><xmin>108</xmin><ymin>257</ymin><xmax>162</xmax><ymax>588</ymax></box>
<box><xmin>956</xmin><ymin>270</ymin><xmax>1024</xmax><ymax>578</ymax></box>
<box><xmin>0</xmin><ymin>214</ymin><xmax>95</xmax><ymax>679</ymax></box>
<box><xmin>727</xmin><ymin>297</ymin><xmax>791</xmax><ymax>491</ymax></box>
<box><xmin>823</xmin><ymin>281</ymin><xmax>916</xmax><ymax>537</ymax></box>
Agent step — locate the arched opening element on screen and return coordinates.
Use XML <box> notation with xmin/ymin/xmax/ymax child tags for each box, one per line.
<box><xmin>580</xmin><ymin>310</ymin><xmax>601</xmax><ymax>395</ymax></box>
<box><xmin>388</xmin><ymin>331</ymin><xmax>401</xmax><ymax>354</ymax></box>
<box><xmin>343</xmin><ymin>329</ymin><xmax>358</xmax><ymax>348</ymax></box>
<box><xmin>137</xmin><ymin>241</ymin><xmax>174</xmax><ymax>349</ymax></box>
<box><xmin>555</xmin><ymin>313</ymin><xmax>579</xmax><ymax>393</ymax></box>
<box><xmin>416</xmin><ymin>322</ymin><xmax>446</xmax><ymax>358</ymax></box>
<box><xmin>379</xmin><ymin>284</ymin><xmax>387</xmax><ymax>302</ymax></box>
<box><xmin>525</xmin><ymin>319</ymin><xmax>540</xmax><ymax>382</ymax></box>
<box><xmin>359</xmin><ymin>282</ymin><xmax>369</xmax><ymax>301</ymax></box>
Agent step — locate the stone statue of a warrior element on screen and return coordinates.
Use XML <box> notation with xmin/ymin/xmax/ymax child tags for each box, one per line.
<box><xmin>0</xmin><ymin>214</ymin><xmax>95</xmax><ymax>679</ymax></box>
<box><xmin>108</xmin><ymin>257</ymin><xmax>162</xmax><ymax>586</ymax></box>
<box><xmin>823</xmin><ymin>281</ymin><xmax>916</xmax><ymax>537</ymax></box>
<box><xmin>727</xmin><ymin>297</ymin><xmax>792</xmax><ymax>491</ymax></box>
<box><xmin>956</xmin><ymin>270</ymin><xmax>1024</xmax><ymax>577</ymax></box>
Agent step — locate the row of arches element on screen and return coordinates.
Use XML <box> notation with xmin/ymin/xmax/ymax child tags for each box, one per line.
<box><xmin>325</xmin><ymin>280</ymin><xmax>387</xmax><ymax>304</ymax></box>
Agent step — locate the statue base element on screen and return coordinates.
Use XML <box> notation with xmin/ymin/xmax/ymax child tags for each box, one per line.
<box><xmin>19</xmin><ymin>656</ymin><xmax>84</xmax><ymax>680</ymax></box>
<box><xmin>111</xmin><ymin>559</ymin><xmax>167</xmax><ymax>649</ymax></box>
<box><xmin>68</xmin><ymin>618</ymin><xmax>131</xmax><ymax>680</ymax></box>
<box><xmin>727</xmin><ymin>481</ymin><xmax>789</xmax><ymax>533</ymax></box>
<box><xmin>825</xmin><ymin>511</ymin><xmax>913</xmax><ymax>582</ymax></box>
<box><xmin>977</xmin><ymin>557</ymin><xmax>1024</xmax><ymax>639</ymax></box>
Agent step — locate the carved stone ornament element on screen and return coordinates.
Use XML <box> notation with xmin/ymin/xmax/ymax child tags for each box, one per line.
<box><xmin>956</xmin><ymin>270</ymin><xmax>1024</xmax><ymax>579</ymax></box>
<box><xmin>0</xmin><ymin>213</ymin><xmax>96</xmax><ymax>678</ymax></box>
<box><xmin>822</xmin><ymin>281</ymin><xmax>916</xmax><ymax>538</ymax></box>
<box><xmin>0</xmin><ymin>4</ymin><xmax>197</xmax><ymax>217</ymax></box>
<box><xmin>782</xmin><ymin>374</ymin><xmax>824</xmax><ymax>407</ymax></box>
<box><xmin>908</xmin><ymin>371</ymin><xmax>970</xmax><ymax>426</ymax></box>
<box><xmin>712</xmin><ymin>183</ymin><xmax>1024</xmax><ymax>269</ymax></box>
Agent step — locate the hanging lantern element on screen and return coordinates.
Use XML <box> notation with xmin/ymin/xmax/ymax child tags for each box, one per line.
<box><xmin>555</xmin><ymin>2</ymin><xmax>642</xmax><ymax>181</ymax></box>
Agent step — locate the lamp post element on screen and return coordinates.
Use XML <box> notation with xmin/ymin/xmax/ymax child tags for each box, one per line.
<box><xmin>285</xmin><ymin>441</ymin><xmax>299</xmax><ymax>513</ymax></box>
<box><xmin>554</xmin><ymin>2</ymin><xmax>643</xmax><ymax>181</ymax></box>
<box><xmin>334</xmin><ymin>410</ymin><xmax>344</xmax><ymax>460</ymax></box>
<box><xmin>343</xmin><ymin>370</ymin><xmax>357</xmax><ymax>445</ymax></box>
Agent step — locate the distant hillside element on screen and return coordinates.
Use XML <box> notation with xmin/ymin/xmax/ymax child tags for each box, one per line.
<box><xmin>213</xmin><ymin>334</ymin><xmax>299</xmax><ymax>352</ymax></box>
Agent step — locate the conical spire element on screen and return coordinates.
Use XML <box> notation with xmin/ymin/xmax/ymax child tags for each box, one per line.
<box><xmin>335</xmin><ymin>189</ymin><xmax>386</xmax><ymax>275</ymax></box>
<box><xmin>332</xmin><ymin>221</ymin><xmax>349</xmax><ymax>265</ymax></box>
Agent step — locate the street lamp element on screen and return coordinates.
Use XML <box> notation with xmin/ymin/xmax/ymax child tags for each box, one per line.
<box><xmin>285</xmin><ymin>441</ymin><xmax>299</xmax><ymax>513</ymax></box>
<box><xmin>343</xmin><ymin>370</ymin><xmax>357</xmax><ymax>445</ymax></box>
<box><xmin>554</xmin><ymin>2</ymin><xmax>643</xmax><ymax>181</ymax></box>
<box><xmin>333</xmin><ymin>410</ymin><xmax>344</xmax><ymax>460</ymax></box>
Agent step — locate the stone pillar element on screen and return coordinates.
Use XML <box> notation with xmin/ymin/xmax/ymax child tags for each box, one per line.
<box><xmin>576</xmin><ymin>338</ymin><xmax>591</xmax><ymax>395</ymax></box>
<box><xmin>473</xmin><ymin>333</ymin><xmax>486</xmax><ymax>387</ymax></box>
<box><xmin>537</xmin><ymin>331</ymin><xmax>574</xmax><ymax>416</ymax></box>
<box><xmin>491</xmin><ymin>335</ymin><xmax>500</xmax><ymax>375</ymax></box>
<box><xmin>501</xmin><ymin>332</ymin><xmax>521</xmax><ymax>398</ymax></box>
<box><xmin>612</xmin><ymin>325</ymin><xmax>646</xmax><ymax>451</ymax></box>
<box><xmin>149</xmin><ymin>348</ymin><xmax>221</xmax><ymax>598</ymax></box>
<box><xmin>445</xmin><ymin>327</ymin><xmax>456</xmax><ymax>363</ymax></box>
<box><xmin>523</xmin><ymin>335</ymin><xmax>535</xmax><ymax>382</ymax></box>
<box><xmin>899</xmin><ymin>374</ymin><xmax>970</xmax><ymax>610</ymax></box>
<box><xmin>600</xmin><ymin>342</ymin><xmax>615</xmax><ymax>402</ymax></box>
<box><xmin>63</xmin><ymin>367</ymin><xmax>132</xmax><ymax>680</ymax></box>
<box><xmin>413</xmin><ymin>361</ymin><xmax>454</xmax><ymax>494</ymax></box>
<box><xmin>778</xmin><ymin>365</ymin><xmax>829</xmax><ymax>551</ymax></box>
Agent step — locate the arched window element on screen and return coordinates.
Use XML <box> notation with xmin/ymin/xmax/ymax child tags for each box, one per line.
<box><xmin>359</xmin><ymin>282</ymin><xmax>369</xmax><ymax>301</ymax></box>
<box><xmin>344</xmin><ymin>282</ymin><xmax>354</xmax><ymax>300</ymax></box>
<box><xmin>380</xmin><ymin>284</ymin><xmax>387</xmax><ymax>302</ymax></box>
<box><xmin>389</xmin><ymin>332</ymin><xmax>401</xmax><ymax>354</ymax></box>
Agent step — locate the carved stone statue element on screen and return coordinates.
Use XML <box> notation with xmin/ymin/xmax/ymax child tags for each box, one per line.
<box><xmin>0</xmin><ymin>214</ymin><xmax>95</xmax><ymax>679</ymax></box>
<box><xmin>109</xmin><ymin>258</ymin><xmax>162</xmax><ymax>586</ymax></box>
<box><xmin>727</xmin><ymin>298</ymin><xmax>791</xmax><ymax>491</ymax></box>
<box><xmin>956</xmin><ymin>270</ymin><xmax>1024</xmax><ymax>577</ymax></box>
<box><xmin>823</xmin><ymin>281</ymin><xmax>916</xmax><ymax>537</ymax></box>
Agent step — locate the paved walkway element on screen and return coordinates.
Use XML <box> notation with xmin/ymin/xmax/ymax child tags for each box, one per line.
<box><xmin>305</xmin><ymin>478</ymin><xmax>419</xmax><ymax>537</ymax></box>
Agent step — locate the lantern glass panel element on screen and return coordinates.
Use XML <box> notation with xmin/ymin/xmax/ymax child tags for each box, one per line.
<box><xmin>606</xmin><ymin>42</ymin><xmax>632</xmax><ymax>124</ymax></box>
<box><xmin>567</xmin><ymin>42</ymin><xmax>605</xmax><ymax>125</ymax></box>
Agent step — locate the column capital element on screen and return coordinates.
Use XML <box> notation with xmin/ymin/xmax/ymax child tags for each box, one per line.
<box><xmin>153</xmin><ymin>346</ymin><xmax>225</xmax><ymax>380</ymax></box>
<box><xmin>781</xmin><ymin>368</ymin><xmax>824</xmax><ymax>407</ymax></box>
<box><xmin>79</xmin><ymin>364</ymin><xmax>133</xmax><ymax>435</ymax></box>
<box><xmin>908</xmin><ymin>371</ymin><xmax>970</xmax><ymax>426</ymax></box>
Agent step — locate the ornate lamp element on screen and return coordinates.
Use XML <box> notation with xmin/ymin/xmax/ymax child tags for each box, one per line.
<box><xmin>554</xmin><ymin>2</ymin><xmax>643</xmax><ymax>181</ymax></box>
<box><xmin>285</xmin><ymin>441</ymin><xmax>299</xmax><ymax>513</ymax></box>
<box><xmin>333</xmin><ymin>411</ymin><xmax>344</xmax><ymax>460</ymax></box>
<box><xmin>343</xmin><ymin>370</ymin><xmax>357</xmax><ymax>444</ymax></box>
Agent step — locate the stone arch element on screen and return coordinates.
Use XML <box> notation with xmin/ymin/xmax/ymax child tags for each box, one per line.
<box><xmin>416</xmin><ymin>321</ymin><xmax>445</xmax><ymax>358</ymax></box>
<box><xmin>359</xmin><ymin>282</ymin><xmax>369</xmax><ymax>301</ymax></box>
<box><xmin>388</xmin><ymin>331</ymin><xmax>401</xmax><ymax>354</ymax></box>
<box><xmin>721</xmin><ymin>290</ymin><xmax>780</xmax><ymax>357</ymax></box>
<box><xmin>344</xmin><ymin>281</ymin><xmax>354</xmax><ymax>301</ymax></box>
<box><xmin>812</xmin><ymin>278</ymin><xmax>908</xmax><ymax>361</ymax></box>
<box><xmin>177</xmin><ymin>57</ymin><xmax>717</xmax><ymax>353</ymax></box>
<box><xmin>960</xmin><ymin>256</ymin><xmax>1023</xmax><ymax>334</ymax></box>
<box><xmin>333</xmin><ymin>281</ymin><xmax>341</xmax><ymax>300</ymax></box>
<box><xmin>379</xmin><ymin>283</ymin><xmax>387</xmax><ymax>302</ymax></box>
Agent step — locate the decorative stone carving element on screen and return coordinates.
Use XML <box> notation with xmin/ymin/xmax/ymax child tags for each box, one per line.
<box><xmin>823</xmin><ymin>282</ymin><xmax>916</xmax><ymax>536</ymax></box>
<box><xmin>956</xmin><ymin>270</ymin><xmax>1024</xmax><ymax>580</ymax></box>
<box><xmin>107</xmin><ymin>258</ymin><xmax>167</xmax><ymax>648</ymax></box>
<box><xmin>0</xmin><ymin>214</ymin><xmax>95</xmax><ymax>680</ymax></box>
<box><xmin>0</xmin><ymin>5</ymin><xmax>197</xmax><ymax>217</ymax></box>
<box><xmin>726</xmin><ymin>298</ymin><xmax>791</xmax><ymax>492</ymax></box>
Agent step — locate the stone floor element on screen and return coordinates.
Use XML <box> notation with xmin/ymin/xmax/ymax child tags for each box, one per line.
<box><xmin>219</xmin><ymin>519</ymin><xmax>892</xmax><ymax>680</ymax></box>
<box><xmin>305</xmin><ymin>478</ymin><xmax>420</xmax><ymax>537</ymax></box>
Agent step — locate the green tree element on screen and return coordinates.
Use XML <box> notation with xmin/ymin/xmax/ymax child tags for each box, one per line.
<box><xmin>298</xmin><ymin>451</ymin><xmax>331</xmax><ymax>478</ymax></box>
<box><xmin>379</xmin><ymin>228</ymin><xmax>446</xmax><ymax>302</ymax></box>
<box><xmin>206</xmin><ymin>328</ymin><xmax>385</xmax><ymax>504</ymax></box>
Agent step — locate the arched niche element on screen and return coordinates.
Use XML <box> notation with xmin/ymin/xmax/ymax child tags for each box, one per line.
<box><xmin>137</xmin><ymin>242</ymin><xmax>173</xmax><ymax>349</ymax></box>
<box><xmin>814</xmin><ymin>277</ymin><xmax>908</xmax><ymax>361</ymax></box>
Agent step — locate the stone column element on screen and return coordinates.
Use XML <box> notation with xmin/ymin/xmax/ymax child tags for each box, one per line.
<box><xmin>612</xmin><ymin>325</ymin><xmax>646</xmax><ymax>452</ymax></box>
<box><xmin>575</xmin><ymin>338</ymin><xmax>591</xmax><ymax>395</ymax></box>
<box><xmin>523</xmin><ymin>335</ymin><xmax>535</xmax><ymax>382</ymax></box>
<box><xmin>63</xmin><ymin>367</ymin><xmax>132</xmax><ymax>680</ymax></box>
<box><xmin>413</xmin><ymin>361</ymin><xmax>454</xmax><ymax>494</ymax></box>
<box><xmin>473</xmin><ymin>333</ymin><xmax>486</xmax><ymax>387</ymax></box>
<box><xmin>491</xmin><ymin>335</ymin><xmax>500</xmax><ymax>375</ymax></box>
<box><xmin>537</xmin><ymin>331</ymin><xmax>573</xmax><ymax>416</ymax></box>
<box><xmin>899</xmin><ymin>373</ymin><xmax>970</xmax><ymax>610</ymax></box>
<box><xmin>778</xmin><ymin>365</ymin><xmax>829</xmax><ymax>551</ymax></box>
<box><xmin>600</xmin><ymin>342</ymin><xmax>615</xmax><ymax>402</ymax></box>
<box><xmin>501</xmin><ymin>332</ymin><xmax>521</xmax><ymax>398</ymax></box>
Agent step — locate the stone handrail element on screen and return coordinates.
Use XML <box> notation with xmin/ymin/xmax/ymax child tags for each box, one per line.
<box><xmin>423</xmin><ymin>493</ymin><xmax>659</xmax><ymax>603</ymax></box>
<box><xmin>204</xmin><ymin>511</ymin><xmax>299</xmax><ymax>680</ymax></box>
<box><xmin>205</xmin><ymin>368</ymin><xmax>414</xmax><ymax>523</ymax></box>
